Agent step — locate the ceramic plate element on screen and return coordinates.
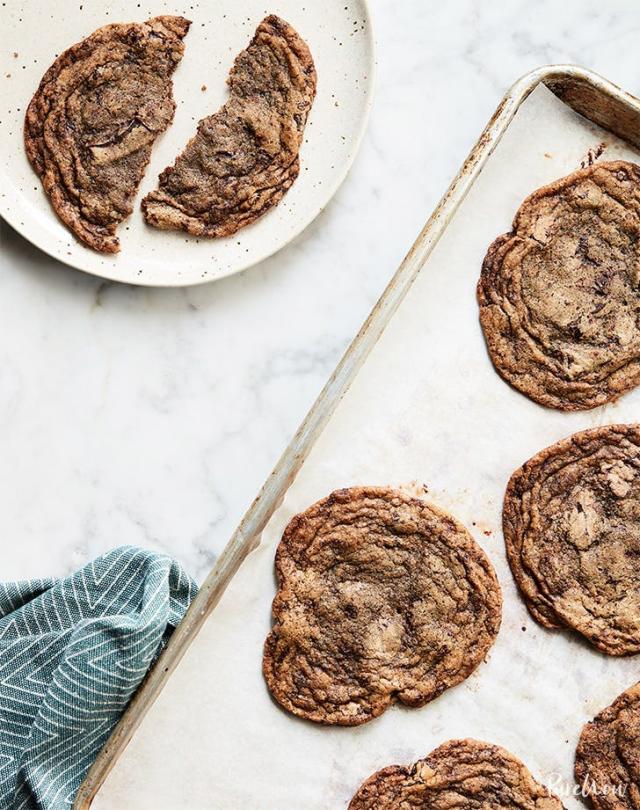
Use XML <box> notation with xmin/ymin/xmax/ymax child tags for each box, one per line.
<box><xmin>0</xmin><ymin>0</ymin><xmax>374</xmax><ymax>286</ymax></box>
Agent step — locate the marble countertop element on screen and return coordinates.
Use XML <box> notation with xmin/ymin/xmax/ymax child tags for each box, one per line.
<box><xmin>1</xmin><ymin>0</ymin><xmax>639</xmax><ymax>585</ymax></box>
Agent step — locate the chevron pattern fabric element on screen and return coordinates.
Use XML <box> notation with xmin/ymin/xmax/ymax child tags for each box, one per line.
<box><xmin>0</xmin><ymin>546</ymin><xmax>196</xmax><ymax>810</ymax></box>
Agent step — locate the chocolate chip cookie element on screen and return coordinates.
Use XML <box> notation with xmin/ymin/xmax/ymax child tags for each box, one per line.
<box><xmin>503</xmin><ymin>424</ymin><xmax>640</xmax><ymax>655</ymax></box>
<box><xmin>478</xmin><ymin>161</ymin><xmax>640</xmax><ymax>411</ymax></box>
<box><xmin>576</xmin><ymin>683</ymin><xmax>640</xmax><ymax>809</ymax></box>
<box><xmin>349</xmin><ymin>738</ymin><xmax>564</xmax><ymax>809</ymax></box>
<box><xmin>142</xmin><ymin>15</ymin><xmax>316</xmax><ymax>238</ymax></box>
<box><xmin>24</xmin><ymin>16</ymin><xmax>190</xmax><ymax>253</ymax></box>
<box><xmin>262</xmin><ymin>487</ymin><xmax>502</xmax><ymax>726</ymax></box>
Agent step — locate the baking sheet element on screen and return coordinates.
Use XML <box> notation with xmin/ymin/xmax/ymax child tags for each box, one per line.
<box><xmin>91</xmin><ymin>84</ymin><xmax>640</xmax><ymax>809</ymax></box>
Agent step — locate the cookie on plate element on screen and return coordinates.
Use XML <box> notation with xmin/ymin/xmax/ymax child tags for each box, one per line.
<box><xmin>478</xmin><ymin>161</ymin><xmax>640</xmax><ymax>411</ymax></box>
<box><xmin>575</xmin><ymin>682</ymin><xmax>640</xmax><ymax>809</ymax></box>
<box><xmin>349</xmin><ymin>738</ymin><xmax>564</xmax><ymax>809</ymax></box>
<box><xmin>24</xmin><ymin>16</ymin><xmax>190</xmax><ymax>253</ymax></box>
<box><xmin>263</xmin><ymin>487</ymin><xmax>502</xmax><ymax>726</ymax></box>
<box><xmin>142</xmin><ymin>15</ymin><xmax>316</xmax><ymax>237</ymax></box>
<box><xmin>503</xmin><ymin>424</ymin><xmax>640</xmax><ymax>655</ymax></box>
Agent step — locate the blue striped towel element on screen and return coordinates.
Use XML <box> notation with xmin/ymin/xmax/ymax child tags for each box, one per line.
<box><xmin>0</xmin><ymin>546</ymin><xmax>196</xmax><ymax>810</ymax></box>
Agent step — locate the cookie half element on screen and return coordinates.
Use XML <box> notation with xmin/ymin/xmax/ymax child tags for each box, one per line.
<box><xmin>576</xmin><ymin>683</ymin><xmax>640</xmax><ymax>810</ymax></box>
<box><xmin>503</xmin><ymin>424</ymin><xmax>640</xmax><ymax>655</ymax></box>
<box><xmin>263</xmin><ymin>487</ymin><xmax>502</xmax><ymax>726</ymax></box>
<box><xmin>349</xmin><ymin>738</ymin><xmax>564</xmax><ymax>809</ymax></box>
<box><xmin>478</xmin><ymin>161</ymin><xmax>640</xmax><ymax>411</ymax></box>
<box><xmin>24</xmin><ymin>16</ymin><xmax>190</xmax><ymax>253</ymax></box>
<box><xmin>142</xmin><ymin>15</ymin><xmax>316</xmax><ymax>237</ymax></box>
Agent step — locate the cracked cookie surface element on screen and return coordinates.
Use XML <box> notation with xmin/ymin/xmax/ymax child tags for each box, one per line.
<box><xmin>503</xmin><ymin>424</ymin><xmax>640</xmax><ymax>655</ymax></box>
<box><xmin>262</xmin><ymin>487</ymin><xmax>502</xmax><ymax>726</ymax></box>
<box><xmin>575</xmin><ymin>682</ymin><xmax>640</xmax><ymax>810</ymax></box>
<box><xmin>349</xmin><ymin>738</ymin><xmax>564</xmax><ymax>809</ymax></box>
<box><xmin>24</xmin><ymin>16</ymin><xmax>190</xmax><ymax>253</ymax></box>
<box><xmin>478</xmin><ymin>161</ymin><xmax>640</xmax><ymax>411</ymax></box>
<box><xmin>142</xmin><ymin>15</ymin><xmax>316</xmax><ymax>237</ymax></box>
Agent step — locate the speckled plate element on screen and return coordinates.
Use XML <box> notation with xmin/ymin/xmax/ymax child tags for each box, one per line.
<box><xmin>0</xmin><ymin>0</ymin><xmax>374</xmax><ymax>286</ymax></box>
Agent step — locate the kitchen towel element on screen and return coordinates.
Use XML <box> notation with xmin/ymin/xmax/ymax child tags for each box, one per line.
<box><xmin>0</xmin><ymin>546</ymin><xmax>197</xmax><ymax>810</ymax></box>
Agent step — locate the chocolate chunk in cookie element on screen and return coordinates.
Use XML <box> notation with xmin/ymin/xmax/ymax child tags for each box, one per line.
<box><xmin>576</xmin><ymin>683</ymin><xmax>640</xmax><ymax>810</ymax></box>
<box><xmin>142</xmin><ymin>15</ymin><xmax>316</xmax><ymax>238</ymax></box>
<box><xmin>478</xmin><ymin>161</ymin><xmax>640</xmax><ymax>411</ymax></box>
<box><xmin>503</xmin><ymin>424</ymin><xmax>640</xmax><ymax>655</ymax></box>
<box><xmin>24</xmin><ymin>16</ymin><xmax>189</xmax><ymax>253</ymax></box>
<box><xmin>349</xmin><ymin>738</ymin><xmax>564</xmax><ymax>809</ymax></box>
<box><xmin>262</xmin><ymin>487</ymin><xmax>502</xmax><ymax>726</ymax></box>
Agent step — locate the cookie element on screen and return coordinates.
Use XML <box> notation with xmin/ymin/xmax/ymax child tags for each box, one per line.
<box><xmin>24</xmin><ymin>16</ymin><xmax>190</xmax><ymax>253</ymax></box>
<box><xmin>478</xmin><ymin>161</ymin><xmax>640</xmax><ymax>411</ymax></box>
<box><xmin>262</xmin><ymin>487</ymin><xmax>502</xmax><ymax>726</ymax></box>
<box><xmin>142</xmin><ymin>15</ymin><xmax>316</xmax><ymax>237</ymax></box>
<box><xmin>575</xmin><ymin>683</ymin><xmax>640</xmax><ymax>809</ymax></box>
<box><xmin>349</xmin><ymin>738</ymin><xmax>564</xmax><ymax>809</ymax></box>
<box><xmin>503</xmin><ymin>424</ymin><xmax>640</xmax><ymax>655</ymax></box>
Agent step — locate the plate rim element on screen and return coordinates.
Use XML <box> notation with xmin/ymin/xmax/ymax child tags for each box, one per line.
<box><xmin>0</xmin><ymin>0</ymin><xmax>376</xmax><ymax>288</ymax></box>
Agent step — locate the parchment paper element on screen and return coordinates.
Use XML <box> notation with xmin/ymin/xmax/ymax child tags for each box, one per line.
<box><xmin>93</xmin><ymin>85</ymin><xmax>640</xmax><ymax>810</ymax></box>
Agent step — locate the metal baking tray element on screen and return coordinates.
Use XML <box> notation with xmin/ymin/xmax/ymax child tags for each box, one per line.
<box><xmin>76</xmin><ymin>65</ymin><xmax>640</xmax><ymax>810</ymax></box>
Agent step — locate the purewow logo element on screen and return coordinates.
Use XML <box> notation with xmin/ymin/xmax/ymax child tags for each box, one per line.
<box><xmin>546</xmin><ymin>772</ymin><xmax>628</xmax><ymax>799</ymax></box>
